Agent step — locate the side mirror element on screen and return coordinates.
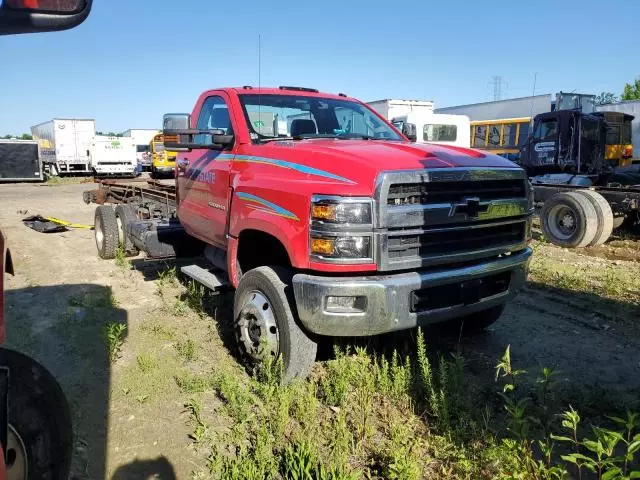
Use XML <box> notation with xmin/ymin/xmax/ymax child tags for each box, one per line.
<box><xmin>0</xmin><ymin>0</ymin><xmax>92</xmax><ymax>35</ymax></box>
<box><xmin>163</xmin><ymin>113</ymin><xmax>234</xmax><ymax>151</ymax></box>
<box><xmin>402</xmin><ymin>123</ymin><xmax>417</xmax><ymax>142</ymax></box>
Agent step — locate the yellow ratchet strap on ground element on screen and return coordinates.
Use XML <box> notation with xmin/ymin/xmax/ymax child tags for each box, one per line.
<box><xmin>45</xmin><ymin>217</ymin><xmax>94</xmax><ymax>229</ymax></box>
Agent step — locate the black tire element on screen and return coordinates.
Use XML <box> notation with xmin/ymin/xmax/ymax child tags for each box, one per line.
<box><xmin>150</xmin><ymin>166</ymin><xmax>156</xmax><ymax>179</ymax></box>
<box><xmin>0</xmin><ymin>348</ymin><xmax>72</xmax><ymax>480</ymax></box>
<box><xmin>448</xmin><ymin>304</ymin><xmax>506</xmax><ymax>334</ymax></box>
<box><xmin>233</xmin><ymin>266</ymin><xmax>317</xmax><ymax>382</ymax></box>
<box><xmin>574</xmin><ymin>190</ymin><xmax>613</xmax><ymax>246</ymax></box>
<box><xmin>94</xmin><ymin>205</ymin><xmax>118</xmax><ymax>259</ymax></box>
<box><xmin>114</xmin><ymin>204</ymin><xmax>139</xmax><ymax>256</ymax></box>
<box><xmin>540</xmin><ymin>191</ymin><xmax>598</xmax><ymax>248</ymax></box>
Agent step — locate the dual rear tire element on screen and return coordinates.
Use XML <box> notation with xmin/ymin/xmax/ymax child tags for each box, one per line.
<box><xmin>540</xmin><ymin>190</ymin><xmax>613</xmax><ymax>247</ymax></box>
<box><xmin>94</xmin><ymin>205</ymin><xmax>139</xmax><ymax>259</ymax></box>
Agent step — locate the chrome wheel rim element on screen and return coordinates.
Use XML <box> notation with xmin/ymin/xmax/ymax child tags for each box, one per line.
<box><xmin>116</xmin><ymin>215</ymin><xmax>124</xmax><ymax>246</ymax></box>
<box><xmin>237</xmin><ymin>290</ymin><xmax>279</xmax><ymax>360</ymax></box>
<box><xmin>6</xmin><ymin>424</ymin><xmax>28</xmax><ymax>480</ymax></box>
<box><xmin>548</xmin><ymin>204</ymin><xmax>577</xmax><ymax>240</ymax></box>
<box><xmin>95</xmin><ymin>216</ymin><xmax>104</xmax><ymax>251</ymax></box>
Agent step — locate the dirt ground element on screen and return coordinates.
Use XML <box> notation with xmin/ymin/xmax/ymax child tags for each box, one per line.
<box><xmin>1</xmin><ymin>181</ymin><xmax>640</xmax><ymax>479</ymax></box>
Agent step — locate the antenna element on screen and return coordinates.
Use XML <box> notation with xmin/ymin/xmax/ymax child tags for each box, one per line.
<box><xmin>257</xmin><ymin>34</ymin><xmax>262</xmax><ymax>136</ymax></box>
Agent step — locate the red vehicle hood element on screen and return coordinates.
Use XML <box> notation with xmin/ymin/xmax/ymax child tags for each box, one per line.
<box><xmin>259</xmin><ymin>139</ymin><xmax>519</xmax><ymax>190</ymax></box>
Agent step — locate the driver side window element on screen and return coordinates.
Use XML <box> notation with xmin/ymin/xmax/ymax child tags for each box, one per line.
<box><xmin>533</xmin><ymin>119</ymin><xmax>557</xmax><ymax>141</ymax></box>
<box><xmin>194</xmin><ymin>96</ymin><xmax>233</xmax><ymax>144</ymax></box>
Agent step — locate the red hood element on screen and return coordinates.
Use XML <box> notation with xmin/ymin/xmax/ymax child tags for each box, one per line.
<box><xmin>257</xmin><ymin>138</ymin><xmax>519</xmax><ymax>192</ymax></box>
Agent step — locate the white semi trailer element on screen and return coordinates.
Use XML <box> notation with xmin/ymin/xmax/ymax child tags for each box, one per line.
<box><xmin>31</xmin><ymin>119</ymin><xmax>95</xmax><ymax>175</ymax></box>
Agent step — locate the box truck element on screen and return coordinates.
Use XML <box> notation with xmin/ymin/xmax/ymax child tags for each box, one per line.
<box><xmin>120</xmin><ymin>129</ymin><xmax>159</xmax><ymax>171</ymax></box>
<box><xmin>31</xmin><ymin>119</ymin><xmax>96</xmax><ymax>175</ymax></box>
<box><xmin>0</xmin><ymin>140</ymin><xmax>43</xmax><ymax>182</ymax></box>
<box><xmin>367</xmin><ymin>99</ymin><xmax>434</xmax><ymax>120</ymax></box>
<box><xmin>88</xmin><ymin>136</ymin><xmax>137</xmax><ymax>177</ymax></box>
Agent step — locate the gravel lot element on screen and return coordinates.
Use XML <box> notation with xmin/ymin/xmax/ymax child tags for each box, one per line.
<box><xmin>1</xmin><ymin>181</ymin><xmax>639</xmax><ymax>478</ymax></box>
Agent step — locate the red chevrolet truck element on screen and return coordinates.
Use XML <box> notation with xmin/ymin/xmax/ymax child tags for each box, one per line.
<box><xmin>86</xmin><ymin>86</ymin><xmax>534</xmax><ymax>380</ymax></box>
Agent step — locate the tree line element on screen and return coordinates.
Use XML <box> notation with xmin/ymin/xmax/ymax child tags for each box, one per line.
<box><xmin>595</xmin><ymin>77</ymin><xmax>640</xmax><ymax>105</ymax></box>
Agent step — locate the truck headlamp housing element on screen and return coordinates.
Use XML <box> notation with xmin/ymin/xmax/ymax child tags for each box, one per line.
<box><xmin>309</xmin><ymin>196</ymin><xmax>375</xmax><ymax>264</ymax></box>
<box><xmin>311</xmin><ymin>197</ymin><xmax>372</xmax><ymax>225</ymax></box>
<box><xmin>311</xmin><ymin>235</ymin><xmax>371</xmax><ymax>259</ymax></box>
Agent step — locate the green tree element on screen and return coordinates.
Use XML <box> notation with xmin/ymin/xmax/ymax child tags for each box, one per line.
<box><xmin>621</xmin><ymin>78</ymin><xmax>640</xmax><ymax>101</ymax></box>
<box><xmin>2</xmin><ymin>134</ymin><xmax>13</xmax><ymax>139</ymax></box>
<box><xmin>20</xmin><ymin>133</ymin><xmax>32</xmax><ymax>140</ymax></box>
<box><xmin>595</xmin><ymin>92</ymin><xmax>618</xmax><ymax>105</ymax></box>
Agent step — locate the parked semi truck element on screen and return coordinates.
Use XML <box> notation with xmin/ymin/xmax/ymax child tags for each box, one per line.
<box><xmin>519</xmin><ymin>104</ymin><xmax>640</xmax><ymax>247</ymax></box>
<box><xmin>84</xmin><ymin>86</ymin><xmax>534</xmax><ymax>380</ymax></box>
<box><xmin>0</xmin><ymin>139</ymin><xmax>43</xmax><ymax>182</ymax></box>
<box><xmin>88</xmin><ymin>136</ymin><xmax>137</xmax><ymax>177</ymax></box>
<box><xmin>31</xmin><ymin>118</ymin><xmax>95</xmax><ymax>175</ymax></box>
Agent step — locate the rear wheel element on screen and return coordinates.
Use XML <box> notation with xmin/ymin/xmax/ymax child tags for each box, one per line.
<box><xmin>233</xmin><ymin>266</ymin><xmax>317</xmax><ymax>382</ymax></box>
<box><xmin>114</xmin><ymin>204</ymin><xmax>139</xmax><ymax>256</ymax></box>
<box><xmin>94</xmin><ymin>205</ymin><xmax>118</xmax><ymax>259</ymax></box>
<box><xmin>574</xmin><ymin>190</ymin><xmax>613</xmax><ymax>246</ymax></box>
<box><xmin>540</xmin><ymin>192</ymin><xmax>598</xmax><ymax>248</ymax></box>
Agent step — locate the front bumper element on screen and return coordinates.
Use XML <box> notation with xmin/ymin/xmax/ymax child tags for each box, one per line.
<box><xmin>153</xmin><ymin>165</ymin><xmax>175</xmax><ymax>172</ymax></box>
<box><xmin>292</xmin><ymin>247</ymin><xmax>532</xmax><ymax>336</ymax></box>
<box><xmin>94</xmin><ymin>165</ymin><xmax>136</xmax><ymax>175</ymax></box>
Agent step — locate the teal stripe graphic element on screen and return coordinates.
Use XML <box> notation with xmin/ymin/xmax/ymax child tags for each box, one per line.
<box><xmin>218</xmin><ymin>153</ymin><xmax>354</xmax><ymax>184</ymax></box>
<box><xmin>236</xmin><ymin>192</ymin><xmax>299</xmax><ymax>221</ymax></box>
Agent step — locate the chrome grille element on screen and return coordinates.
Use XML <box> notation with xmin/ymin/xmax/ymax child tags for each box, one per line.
<box><xmin>387</xmin><ymin>179</ymin><xmax>526</xmax><ymax>206</ymax></box>
<box><xmin>375</xmin><ymin>168</ymin><xmax>531</xmax><ymax>271</ymax></box>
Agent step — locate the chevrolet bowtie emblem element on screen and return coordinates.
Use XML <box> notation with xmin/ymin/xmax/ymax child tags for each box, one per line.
<box><xmin>452</xmin><ymin>197</ymin><xmax>488</xmax><ymax>219</ymax></box>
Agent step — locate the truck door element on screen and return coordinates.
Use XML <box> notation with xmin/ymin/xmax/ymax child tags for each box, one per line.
<box><xmin>176</xmin><ymin>95</ymin><xmax>234</xmax><ymax>248</ymax></box>
<box><xmin>521</xmin><ymin>115</ymin><xmax>559</xmax><ymax>169</ymax></box>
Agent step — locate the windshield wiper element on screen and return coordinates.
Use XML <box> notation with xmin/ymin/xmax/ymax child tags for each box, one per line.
<box><xmin>258</xmin><ymin>136</ymin><xmax>299</xmax><ymax>143</ymax></box>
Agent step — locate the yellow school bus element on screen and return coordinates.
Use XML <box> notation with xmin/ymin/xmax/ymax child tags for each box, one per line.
<box><xmin>595</xmin><ymin>111</ymin><xmax>634</xmax><ymax>167</ymax></box>
<box><xmin>470</xmin><ymin>117</ymin><xmax>532</xmax><ymax>162</ymax></box>
<box><xmin>149</xmin><ymin>134</ymin><xmax>176</xmax><ymax>177</ymax></box>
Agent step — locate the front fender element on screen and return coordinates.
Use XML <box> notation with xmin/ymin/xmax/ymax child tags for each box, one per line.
<box><xmin>228</xmin><ymin>188</ymin><xmax>310</xmax><ymax>269</ymax></box>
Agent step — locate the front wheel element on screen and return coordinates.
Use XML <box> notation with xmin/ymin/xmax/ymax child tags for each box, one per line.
<box><xmin>233</xmin><ymin>266</ymin><xmax>318</xmax><ymax>382</ymax></box>
<box><xmin>0</xmin><ymin>348</ymin><xmax>72</xmax><ymax>480</ymax></box>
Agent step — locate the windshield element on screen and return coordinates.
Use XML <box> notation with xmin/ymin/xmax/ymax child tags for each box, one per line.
<box><xmin>136</xmin><ymin>145</ymin><xmax>149</xmax><ymax>153</ymax></box>
<box><xmin>154</xmin><ymin>143</ymin><xmax>165</xmax><ymax>152</ymax></box>
<box><xmin>423</xmin><ymin>124</ymin><xmax>457</xmax><ymax>142</ymax></box>
<box><xmin>238</xmin><ymin>94</ymin><xmax>402</xmax><ymax>142</ymax></box>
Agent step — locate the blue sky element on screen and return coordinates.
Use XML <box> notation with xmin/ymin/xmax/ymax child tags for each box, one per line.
<box><xmin>1</xmin><ymin>0</ymin><xmax>638</xmax><ymax>134</ymax></box>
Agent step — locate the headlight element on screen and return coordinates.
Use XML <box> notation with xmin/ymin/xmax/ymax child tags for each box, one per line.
<box><xmin>310</xmin><ymin>235</ymin><xmax>371</xmax><ymax>259</ymax></box>
<box><xmin>309</xmin><ymin>196</ymin><xmax>375</xmax><ymax>264</ymax></box>
<box><xmin>311</xmin><ymin>197</ymin><xmax>372</xmax><ymax>225</ymax></box>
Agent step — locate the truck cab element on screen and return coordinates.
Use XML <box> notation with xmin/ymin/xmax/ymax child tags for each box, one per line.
<box><xmin>91</xmin><ymin>86</ymin><xmax>534</xmax><ymax>380</ymax></box>
<box><xmin>391</xmin><ymin>112</ymin><xmax>471</xmax><ymax>148</ymax></box>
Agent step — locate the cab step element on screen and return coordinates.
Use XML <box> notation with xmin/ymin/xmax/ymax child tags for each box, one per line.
<box><xmin>180</xmin><ymin>264</ymin><xmax>229</xmax><ymax>291</ymax></box>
